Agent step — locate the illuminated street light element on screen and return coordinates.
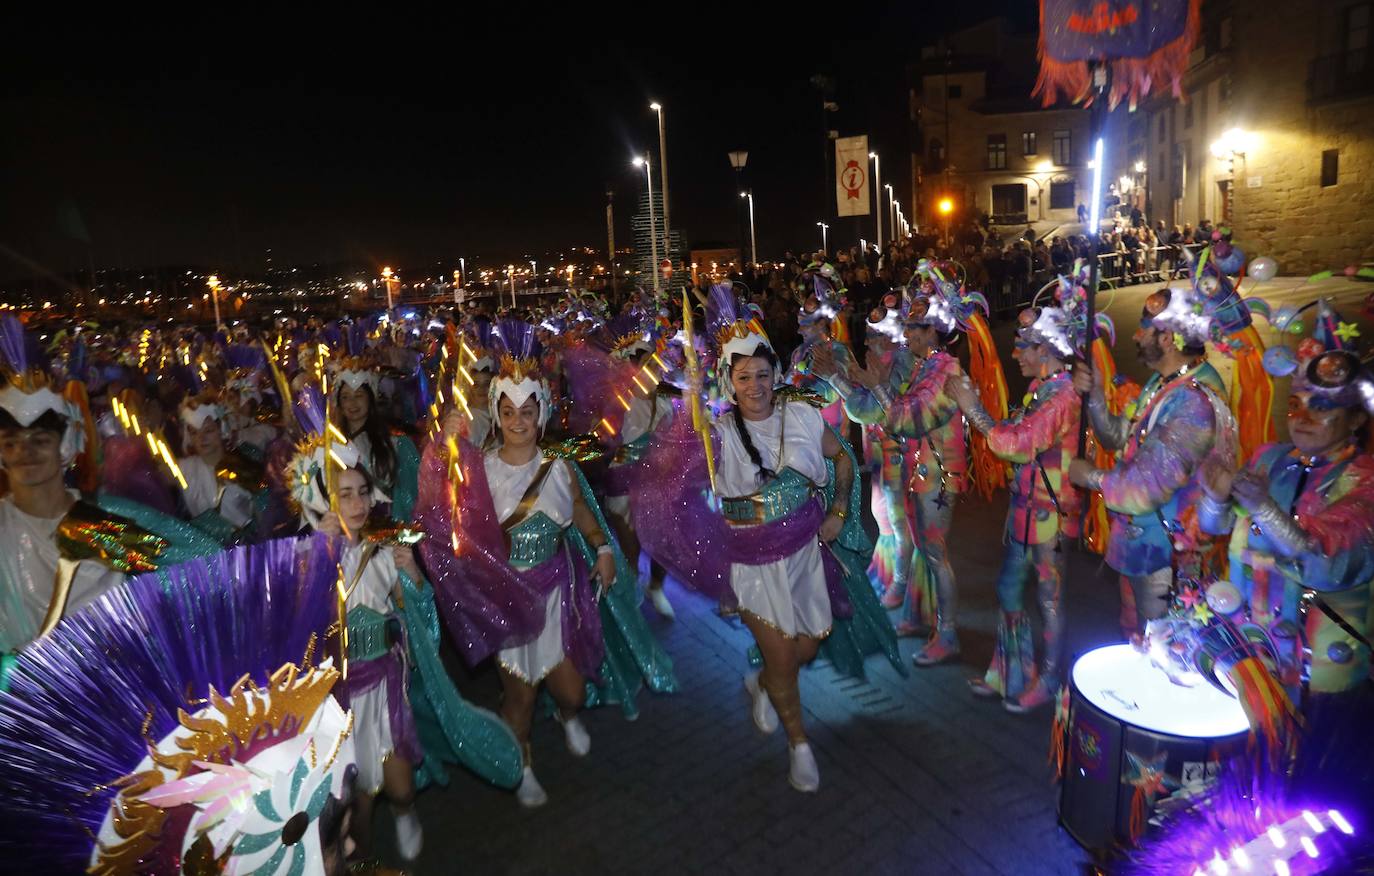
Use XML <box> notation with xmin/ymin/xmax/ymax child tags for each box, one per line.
<box><xmin>740</xmin><ymin>191</ymin><xmax>757</xmax><ymax>267</ymax></box>
<box><xmin>651</xmin><ymin>102</ymin><xmax>671</xmax><ymax>261</ymax></box>
<box><xmin>634</xmin><ymin>153</ymin><xmax>660</xmax><ymax>291</ymax></box>
<box><xmin>816</xmin><ymin>221</ymin><xmax>828</xmax><ymax>253</ymax></box>
<box><xmin>207</xmin><ymin>275</ymin><xmax>222</xmax><ymax>327</ymax></box>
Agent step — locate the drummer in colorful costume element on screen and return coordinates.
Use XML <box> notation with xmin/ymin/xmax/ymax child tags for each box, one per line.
<box><xmin>1070</xmin><ymin>260</ymin><xmax>1244</xmax><ymax>636</ymax></box>
<box><xmin>1198</xmin><ymin>299</ymin><xmax>1374</xmax><ymax>703</ymax></box>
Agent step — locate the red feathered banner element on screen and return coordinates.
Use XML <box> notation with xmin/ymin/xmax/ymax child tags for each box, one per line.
<box><xmin>1034</xmin><ymin>0</ymin><xmax>1201</xmax><ymax>109</ymax></box>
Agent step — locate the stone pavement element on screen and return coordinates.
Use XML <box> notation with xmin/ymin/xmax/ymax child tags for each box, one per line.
<box><xmin>380</xmin><ymin>492</ymin><xmax>1127</xmax><ymax>875</ymax></box>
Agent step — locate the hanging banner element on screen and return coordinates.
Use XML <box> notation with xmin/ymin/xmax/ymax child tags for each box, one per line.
<box><xmin>835</xmin><ymin>134</ymin><xmax>870</xmax><ymax>217</ymax></box>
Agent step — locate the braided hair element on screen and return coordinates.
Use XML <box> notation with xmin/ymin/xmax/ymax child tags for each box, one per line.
<box><xmin>729</xmin><ymin>343</ymin><xmax>780</xmax><ymax>486</ymax></box>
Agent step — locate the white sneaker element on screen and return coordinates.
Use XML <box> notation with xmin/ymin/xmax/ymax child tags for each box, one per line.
<box><xmin>743</xmin><ymin>670</ymin><xmax>778</xmax><ymax>735</ymax></box>
<box><xmin>515</xmin><ymin>765</ymin><xmax>548</xmax><ymax>808</ymax></box>
<box><xmin>394</xmin><ymin>809</ymin><xmax>423</xmax><ymax>861</ymax></box>
<box><xmin>557</xmin><ymin>713</ymin><xmax>591</xmax><ymax>757</ymax></box>
<box><xmin>648</xmin><ymin>586</ymin><xmax>676</xmax><ymax>619</ymax></box>
<box><xmin>788</xmin><ymin>742</ymin><xmax>820</xmax><ymax>793</ymax></box>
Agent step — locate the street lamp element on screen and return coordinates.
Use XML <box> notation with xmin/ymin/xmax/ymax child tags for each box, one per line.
<box><xmin>206</xmin><ymin>275</ymin><xmax>222</xmax><ymax>328</ymax></box>
<box><xmin>650</xmin><ymin>102</ymin><xmax>671</xmax><ymax>264</ymax></box>
<box><xmin>816</xmin><ymin>221</ymin><xmax>829</xmax><ymax>253</ymax></box>
<box><xmin>633</xmin><ymin>154</ymin><xmax>661</xmax><ymax>291</ymax></box>
<box><xmin>869</xmin><ymin>151</ymin><xmax>883</xmax><ymax>254</ymax></box>
<box><xmin>740</xmin><ymin>191</ymin><xmax>757</xmax><ymax>268</ymax></box>
<box><xmin>884</xmin><ymin>183</ymin><xmax>896</xmax><ymax>240</ymax></box>
<box><xmin>728</xmin><ymin>150</ymin><xmax>749</xmax><ymax>270</ymax></box>
<box><xmin>381</xmin><ymin>266</ymin><xmax>396</xmax><ymax>312</ymax></box>
<box><xmin>507</xmin><ymin>264</ymin><xmax>516</xmax><ymax>309</ymax></box>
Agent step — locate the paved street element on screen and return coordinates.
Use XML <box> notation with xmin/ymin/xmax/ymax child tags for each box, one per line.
<box><xmin>385</xmin><ymin>496</ymin><xmax>1123</xmax><ymax>875</ymax></box>
<box><xmin>378</xmin><ymin>276</ymin><xmax>1373</xmax><ymax>875</ymax></box>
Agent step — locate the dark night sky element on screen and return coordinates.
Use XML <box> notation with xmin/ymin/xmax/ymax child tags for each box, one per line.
<box><xmin>2</xmin><ymin>4</ymin><xmax>1034</xmax><ymax>280</ymax></box>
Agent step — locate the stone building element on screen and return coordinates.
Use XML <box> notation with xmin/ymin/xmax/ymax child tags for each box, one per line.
<box><xmin>908</xmin><ymin>19</ymin><xmax>1093</xmax><ymax>232</ymax></box>
<box><xmin>1146</xmin><ymin>0</ymin><xmax>1374</xmax><ymax>272</ymax></box>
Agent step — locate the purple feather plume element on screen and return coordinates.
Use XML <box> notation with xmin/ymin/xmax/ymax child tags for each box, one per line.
<box><xmin>705</xmin><ymin>283</ymin><xmax>742</xmax><ymax>336</ymax></box>
<box><xmin>0</xmin><ymin>535</ymin><xmax>340</xmax><ymax>871</ymax></box>
<box><xmin>294</xmin><ymin>384</ymin><xmax>327</xmax><ymax>436</ymax></box>
<box><xmin>493</xmin><ymin>318</ymin><xmax>540</xmax><ymax>361</ymax></box>
<box><xmin>0</xmin><ymin>315</ymin><xmax>28</xmax><ymax>375</ymax></box>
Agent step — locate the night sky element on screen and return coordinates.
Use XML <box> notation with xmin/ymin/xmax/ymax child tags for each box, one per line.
<box><xmin>2</xmin><ymin>4</ymin><xmax>1034</xmax><ymax>280</ymax></box>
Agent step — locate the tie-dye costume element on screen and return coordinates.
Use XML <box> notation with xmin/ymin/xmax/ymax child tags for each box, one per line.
<box><xmin>857</xmin><ymin>349</ymin><xmax>919</xmax><ymax>604</ymax></box>
<box><xmin>787</xmin><ymin>338</ymin><xmax>855</xmax><ymax>432</ymax></box>
<box><xmin>839</xmin><ymin>349</ymin><xmax>966</xmax><ymax>644</ymax></box>
<box><xmin>975</xmin><ymin>371</ymin><xmax>1082</xmax><ymax>698</ymax></box>
<box><xmin>1200</xmin><ymin>443</ymin><xmax>1374</xmax><ymax>695</ymax></box>
<box><xmin>1088</xmin><ymin>361</ymin><xmax>1231</xmax><ymax>632</ymax></box>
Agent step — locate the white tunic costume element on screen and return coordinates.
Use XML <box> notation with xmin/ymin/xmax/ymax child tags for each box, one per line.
<box><xmin>340</xmin><ymin>541</ymin><xmax>402</xmax><ymax>794</ymax></box>
<box><xmin>178</xmin><ymin>455</ymin><xmax>254</xmax><ymax>528</ymax></box>
<box><xmin>0</xmin><ymin>492</ymin><xmax>123</xmax><ymax>652</ymax></box>
<box><xmin>715</xmin><ymin>400</ymin><xmax>832</xmax><ymax>638</ymax></box>
<box><xmin>485</xmin><ymin>450</ymin><xmax>576</xmax><ymax>683</ymax></box>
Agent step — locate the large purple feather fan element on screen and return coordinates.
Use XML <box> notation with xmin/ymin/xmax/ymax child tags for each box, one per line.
<box><xmin>0</xmin><ymin>535</ymin><xmax>340</xmax><ymax>871</ymax></box>
<box><xmin>223</xmin><ymin>342</ymin><xmax>267</xmax><ymax>372</ymax></box>
<box><xmin>294</xmin><ymin>383</ymin><xmax>327</xmax><ymax>437</ymax></box>
<box><xmin>705</xmin><ymin>283</ymin><xmax>744</xmax><ymax>336</ymax></box>
<box><xmin>0</xmin><ymin>314</ymin><xmax>30</xmax><ymax>375</ymax></box>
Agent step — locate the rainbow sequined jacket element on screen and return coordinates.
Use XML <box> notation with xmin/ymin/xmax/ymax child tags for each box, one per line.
<box><xmin>986</xmin><ymin>371</ymin><xmax>1082</xmax><ymax>546</ymax></box>
<box><xmin>1199</xmin><ymin>442</ymin><xmax>1374</xmax><ymax>694</ymax></box>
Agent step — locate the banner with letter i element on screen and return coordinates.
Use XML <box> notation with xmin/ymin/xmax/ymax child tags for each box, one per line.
<box><xmin>835</xmin><ymin>134</ymin><xmax>870</xmax><ymax>217</ymax></box>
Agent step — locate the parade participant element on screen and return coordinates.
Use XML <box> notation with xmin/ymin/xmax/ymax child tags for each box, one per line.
<box><xmin>631</xmin><ymin>287</ymin><xmax>900</xmax><ymax>793</ymax></box>
<box><xmin>784</xmin><ymin>265</ymin><xmax>856</xmax><ymax>430</ymax></box>
<box><xmin>223</xmin><ymin>349</ymin><xmax>280</xmax><ymax>455</ymax></box>
<box><xmin>416</xmin><ymin>320</ymin><xmax>678</xmax><ymax>808</ymax></box>
<box><xmin>857</xmin><ymin>298</ymin><xmax>916</xmax><ymax>607</ymax></box>
<box><xmin>1198</xmin><ymin>300</ymin><xmax>1374</xmax><ymax>701</ymax></box>
<box><xmin>0</xmin><ymin>536</ymin><xmax>360</xmax><ymax>876</ymax></box>
<box><xmin>1069</xmin><ymin>272</ymin><xmax>1242</xmax><ymax>636</ymax></box>
<box><xmin>824</xmin><ymin>271</ymin><xmax>985</xmax><ymax>663</ymax></box>
<box><xmin>950</xmin><ymin>286</ymin><xmax>1110</xmax><ymax>711</ymax></box>
<box><xmin>333</xmin><ymin>354</ymin><xmax>421</xmax><ymax>522</ymax></box>
<box><xmin>456</xmin><ymin>318</ymin><xmax>497</xmax><ymax>449</ymax></box>
<box><xmin>286</xmin><ymin>386</ymin><xmax>522</xmax><ymax>860</ymax></box>
<box><xmin>177</xmin><ymin>389</ymin><xmax>264</xmax><ymax>542</ymax></box>
<box><xmin>0</xmin><ymin>318</ymin><xmax>219</xmax><ymax>657</ymax></box>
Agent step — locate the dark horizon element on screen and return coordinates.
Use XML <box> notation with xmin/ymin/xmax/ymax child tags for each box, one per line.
<box><xmin>1</xmin><ymin>5</ymin><xmax>1036</xmax><ymax>283</ymax></box>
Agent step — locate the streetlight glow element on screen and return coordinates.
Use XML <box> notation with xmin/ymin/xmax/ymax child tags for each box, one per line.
<box><xmin>938</xmin><ymin>197</ymin><xmax>953</xmax><ymax>215</ymax></box>
<box><xmin>649</xmin><ymin>102</ymin><xmax>661</xmax><ymax>111</ymax></box>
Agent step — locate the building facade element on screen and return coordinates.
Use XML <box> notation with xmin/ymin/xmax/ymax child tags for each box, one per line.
<box><xmin>909</xmin><ymin>19</ymin><xmax>1093</xmax><ymax>233</ymax></box>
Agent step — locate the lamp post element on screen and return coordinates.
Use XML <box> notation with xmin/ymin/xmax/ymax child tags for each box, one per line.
<box><xmin>869</xmin><ymin>151</ymin><xmax>883</xmax><ymax>254</ymax></box>
<box><xmin>885</xmin><ymin>184</ymin><xmax>896</xmax><ymax>240</ymax></box>
<box><xmin>207</xmin><ymin>275</ymin><xmax>222</xmax><ymax>328</ymax></box>
<box><xmin>740</xmin><ymin>191</ymin><xmax>757</xmax><ymax>268</ymax></box>
<box><xmin>727</xmin><ymin>150</ymin><xmax>749</xmax><ymax>272</ymax></box>
<box><xmin>650</xmin><ymin>102</ymin><xmax>671</xmax><ymax>265</ymax></box>
<box><xmin>507</xmin><ymin>264</ymin><xmax>516</xmax><ymax>309</ymax></box>
<box><xmin>633</xmin><ymin>154</ymin><xmax>660</xmax><ymax>291</ymax></box>
<box><xmin>816</xmin><ymin>221</ymin><xmax>829</xmax><ymax>254</ymax></box>
<box><xmin>381</xmin><ymin>266</ymin><xmax>396</xmax><ymax>312</ymax></box>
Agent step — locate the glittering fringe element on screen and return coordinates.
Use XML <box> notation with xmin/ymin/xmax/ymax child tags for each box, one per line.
<box><xmin>1032</xmin><ymin>0</ymin><xmax>1203</xmax><ymax>110</ymax></box>
<box><xmin>966</xmin><ymin>313</ymin><xmax>1009</xmax><ymax>500</ymax></box>
<box><xmin>1085</xmin><ymin>337</ymin><xmax>1126</xmax><ymax>555</ymax></box>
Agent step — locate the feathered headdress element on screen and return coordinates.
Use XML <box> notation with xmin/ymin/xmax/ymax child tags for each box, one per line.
<box><xmin>1021</xmin><ymin>264</ymin><xmax>1118</xmax><ymax>359</ymax></box>
<box><xmin>465</xmin><ymin>318</ymin><xmax>497</xmax><ymax>373</ymax></box>
<box><xmin>0</xmin><ymin>537</ymin><xmax>353</xmax><ymax>875</ymax></box>
<box><xmin>904</xmin><ymin>260</ymin><xmax>988</xmax><ymax>336</ymax></box>
<box><xmin>0</xmin><ymin>315</ymin><xmax>86</xmax><ymax>466</ymax></box>
<box><xmin>1148</xmin><ymin>234</ymin><xmax>1271</xmax><ymax>350</ymax></box>
<box><xmin>490</xmin><ymin>319</ymin><xmax>552</xmax><ymax>429</ymax></box>
<box><xmin>707</xmin><ymin>283</ymin><xmax>773</xmax><ymax>403</ymax></box>
<box><xmin>795</xmin><ymin>265</ymin><xmax>846</xmax><ymax>327</ymax></box>
<box><xmin>1263</xmin><ymin>299</ymin><xmax>1373</xmax><ymax>415</ymax></box>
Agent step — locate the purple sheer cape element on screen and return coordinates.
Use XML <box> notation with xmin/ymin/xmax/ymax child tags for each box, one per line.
<box><xmin>415</xmin><ymin>437</ymin><xmax>604</xmax><ymax>680</ymax></box>
<box><xmin>630</xmin><ymin>416</ymin><xmax>851</xmax><ymax>617</ymax></box>
<box><xmin>560</xmin><ymin>343</ymin><xmax>632</xmax><ymax>438</ymax></box>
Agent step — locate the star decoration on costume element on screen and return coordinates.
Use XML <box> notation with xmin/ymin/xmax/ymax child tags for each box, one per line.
<box><xmin>1125</xmin><ymin>749</ymin><xmax>1176</xmax><ymax>797</ymax></box>
<box><xmin>1335</xmin><ymin>321</ymin><xmax>1361</xmax><ymax>343</ymax></box>
<box><xmin>934</xmin><ymin>492</ymin><xmax>950</xmax><ymax>509</ymax></box>
<box><xmin>1177</xmin><ymin>585</ymin><xmax>1203</xmax><ymax>610</ymax></box>
<box><xmin>1191</xmin><ymin>601</ymin><xmax>1214</xmax><ymax>624</ymax></box>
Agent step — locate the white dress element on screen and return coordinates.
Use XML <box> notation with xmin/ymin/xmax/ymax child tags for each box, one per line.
<box><xmin>178</xmin><ymin>455</ymin><xmax>254</xmax><ymax>528</ymax></box>
<box><xmin>0</xmin><ymin>492</ymin><xmax>124</xmax><ymax>652</ymax></box>
<box><xmin>340</xmin><ymin>541</ymin><xmax>402</xmax><ymax>794</ymax></box>
<box><xmin>485</xmin><ymin>450</ymin><xmax>575</xmax><ymax>684</ymax></box>
<box><xmin>715</xmin><ymin>400</ymin><xmax>832</xmax><ymax>639</ymax></box>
